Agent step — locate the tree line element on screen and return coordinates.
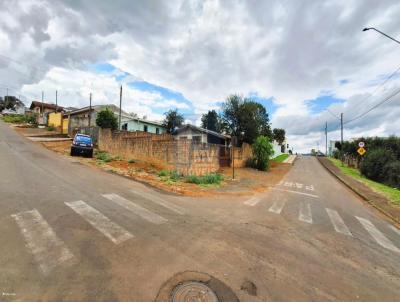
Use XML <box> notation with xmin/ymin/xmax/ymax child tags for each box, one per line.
<box><xmin>162</xmin><ymin>94</ymin><xmax>285</xmax><ymax>146</ymax></box>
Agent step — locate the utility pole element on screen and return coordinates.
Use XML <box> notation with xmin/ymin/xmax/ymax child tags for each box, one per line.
<box><xmin>340</xmin><ymin>113</ymin><xmax>344</xmax><ymax>164</ymax></box>
<box><xmin>55</xmin><ymin>90</ymin><xmax>58</xmax><ymax>113</ymax></box>
<box><xmin>325</xmin><ymin>121</ymin><xmax>328</xmax><ymax>156</ymax></box>
<box><xmin>119</xmin><ymin>85</ymin><xmax>122</xmax><ymax>130</ymax></box>
<box><xmin>88</xmin><ymin>93</ymin><xmax>92</xmax><ymax>128</ymax></box>
<box><xmin>41</xmin><ymin>91</ymin><xmax>44</xmax><ymax>123</ymax></box>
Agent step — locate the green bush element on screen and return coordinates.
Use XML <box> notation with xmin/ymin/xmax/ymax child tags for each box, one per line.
<box><xmin>96</xmin><ymin>108</ymin><xmax>118</xmax><ymax>130</ymax></box>
<box><xmin>251</xmin><ymin>136</ymin><xmax>274</xmax><ymax>171</ymax></box>
<box><xmin>360</xmin><ymin>148</ymin><xmax>395</xmax><ymax>183</ymax></box>
<box><xmin>128</xmin><ymin>159</ymin><xmax>136</xmax><ymax>164</ymax></box>
<box><xmin>169</xmin><ymin>170</ymin><xmax>182</xmax><ymax>182</ymax></box>
<box><xmin>383</xmin><ymin>161</ymin><xmax>400</xmax><ymax>188</ymax></box>
<box><xmin>95</xmin><ymin>151</ymin><xmax>113</xmax><ymax>163</ymax></box>
<box><xmin>185</xmin><ymin>173</ymin><xmax>224</xmax><ymax>185</ymax></box>
<box><xmin>3</xmin><ymin>114</ymin><xmax>26</xmax><ymax>123</ymax></box>
<box><xmin>158</xmin><ymin>170</ymin><xmax>168</xmax><ymax>177</ymax></box>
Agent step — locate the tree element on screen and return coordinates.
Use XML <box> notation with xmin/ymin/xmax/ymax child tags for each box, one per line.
<box><xmin>252</xmin><ymin>136</ymin><xmax>274</xmax><ymax>171</ymax></box>
<box><xmin>162</xmin><ymin>109</ymin><xmax>184</xmax><ymax>133</ymax></box>
<box><xmin>201</xmin><ymin>110</ymin><xmax>221</xmax><ymax>132</ymax></box>
<box><xmin>0</xmin><ymin>96</ymin><xmax>23</xmax><ymax>111</ymax></box>
<box><xmin>273</xmin><ymin>128</ymin><xmax>286</xmax><ymax>145</ymax></box>
<box><xmin>96</xmin><ymin>108</ymin><xmax>118</xmax><ymax>130</ymax></box>
<box><xmin>220</xmin><ymin>94</ymin><xmax>272</xmax><ymax>145</ymax></box>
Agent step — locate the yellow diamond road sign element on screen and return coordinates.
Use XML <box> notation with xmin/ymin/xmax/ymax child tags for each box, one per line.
<box><xmin>357</xmin><ymin>147</ymin><xmax>366</xmax><ymax>156</ymax></box>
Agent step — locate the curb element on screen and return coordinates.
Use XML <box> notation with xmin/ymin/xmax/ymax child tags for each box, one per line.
<box><xmin>317</xmin><ymin>157</ymin><xmax>400</xmax><ymax>226</ymax></box>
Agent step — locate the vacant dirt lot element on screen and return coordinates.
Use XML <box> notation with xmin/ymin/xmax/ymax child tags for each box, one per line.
<box><xmin>38</xmin><ymin>140</ymin><xmax>290</xmax><ymax>197</ymax></box>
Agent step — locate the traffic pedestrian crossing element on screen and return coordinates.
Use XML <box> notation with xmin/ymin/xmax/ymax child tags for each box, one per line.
<box><xmin>9</xmin><ymin>192</ymin><xmax>400</xmax><ymax>277</ymax></box>
<box><xmin>10</xmin><ymin>192</ymin><xmax>183</xmax><ymax>275</ymax></box>
<box><xmin>252</xmin><ymin>196</ymin><xmax>400</xmax><ymax>254</ymax></box>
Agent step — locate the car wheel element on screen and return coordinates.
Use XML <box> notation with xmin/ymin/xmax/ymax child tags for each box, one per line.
<box><xmin>87</xmin><ymin>150</ymin><xmax>93</xmax><ymax>158</ymax></box>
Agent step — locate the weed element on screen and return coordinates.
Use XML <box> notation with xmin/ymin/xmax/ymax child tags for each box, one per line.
<box><xmin>128</xmin><ymin>159</ymin><xmax>136</xmax><ymax>164</ymax></box>
<box><xmin>158</xmin><ymin>170</ymin><xmax>168</xmax><ymax>177</ymax></box>
<box><xmin>185</xmin><ymin>173</ymin><xmax>224</xmax><ymax>185</ymax></box>
<box><xmin>169</xmin><ymin>170</ymin><xmax>182</xmax><ymax>182</ymax></box>
<box><xmin>95</xmin><ymin>151</ymin><xmax>113</xmax><ymax>163</ymax></box>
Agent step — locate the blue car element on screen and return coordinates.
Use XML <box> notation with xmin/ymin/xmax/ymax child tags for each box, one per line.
<box><xmin>70</xmin><ymin>133</ymin><xmax>93</xmax><ymax>158</ymax></box>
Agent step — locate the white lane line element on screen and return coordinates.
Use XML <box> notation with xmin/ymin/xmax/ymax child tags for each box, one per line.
<box><xmin>11</xmin><ymin>209</ymin><xmax>74</xmax><ymax>275</ymax></box>
<box><xmin>326</xmin><ymin>208</ymin><xmax>352</xmax><ymax>236</ymax></box>
<box><xmin>271</xmin><ymin>187</ymin><xmax>319</xmax><ymax>198</ymax></box>
<box><xmin>356</xmin><ymin>216</ymin><xmax>400</xmax><ymax>253</ymax></box>
<box><xmin>102</xmin><ymin>193</ymin><xmax>168</xmax><ymax>225</ymax></box>
<box><xmin>298</xmin><ymin>202</ymin><xmax>313</xmax><ymax>224</ymax></box>
<box><xmin>389</xmin><ymin>225</ymin><xmax>400</xmax><ymax>236</ymax></box>
<box><xmin>268</xmin><ymin>200</ymin><xmax>286</xmax><ymax>214</ymax></box>
<box><xmin>244</xmin><ymin>196</ymin><xmax>261</xmax><ymax>206</ymax></box>
<box><xmin>130</xmin><ymin>190</ymin><xmax>185</xmax><ymax>214</ymax></box>
<box><xmin>65</xmin><ymin>200</ymin><xmax>134</xmax><ymax>244</ymax></box>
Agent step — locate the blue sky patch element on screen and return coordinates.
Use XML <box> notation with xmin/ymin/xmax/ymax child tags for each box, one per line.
<box><xmin>305</xmin><ymin>94</ymin><xmax>345</xmax><ymax>114</ymax></box>
<box><xmin>339</xmin><ymin>79</ymin><xmax>349</xmax><ymax>85</ymax></box>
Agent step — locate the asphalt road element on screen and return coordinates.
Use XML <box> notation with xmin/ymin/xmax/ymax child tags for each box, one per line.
<box><xmin>1</xmin><ymin>120</ymin><xmax>400</xmax><ymax>301</ymax></box>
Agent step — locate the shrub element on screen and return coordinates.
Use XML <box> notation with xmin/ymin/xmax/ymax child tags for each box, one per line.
<box><xmin>128</xmin><ymin>159</ymin><xmax>136</xmax><ymax>164</ymax></box>
<box><xmin>360</xmin><ymin>148</ymin><xmax>395</xmax><ymax>183</ymax></box>
<box><xmin>332</xmin><ymin>149</ymin><xmax>340</xmax><ymax>159</ymax></box>
<box><xmin>3</xmin><ymin>114</ymin><xmax>26</xmax><ymax>123</ymax></box>
<box><xmin>252</xmin><ymin>136</ymin><xmax>274</xmax><ymax>171</ymax></box>
<box><xmin>96</xmin><ymin>108</ymin><xmax>118</xmax><ymax>130</ymax></box>
<box><xmin>169</xmin><ymin>170</ymin><xmax>182</xmax><ymax>181</ymax></box>
<box><xmin>95</xmin><ymin>151</ymin><xmax>113</xmax><ymax>163</ymax></box>
<box><xmin>158</xmin><ymin>170</ymin><xmax>168</xmax><ymax>177</ymax></box>
<box><xmin>383</xmin><ymin>161</ymin><xmax>400</xmax><ymax>188</ymax></box>
<box><xmin>186</xmin><ymin>173</ymin><xmax>223</xmax><ymax>185</ymax></box>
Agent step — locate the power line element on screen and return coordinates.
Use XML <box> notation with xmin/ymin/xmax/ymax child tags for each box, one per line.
<box><xmin>326</xmin><ymin>108</ymin><xmax>340</xmax><ymax>120</ymax></box>
<box><xmin>344</xmin><ymin>87</ymin><xmax>400</xmax><ymax>124</ymax></box>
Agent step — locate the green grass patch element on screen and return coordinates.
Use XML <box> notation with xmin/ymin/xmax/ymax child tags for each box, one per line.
<box><xmin>272</xmin><ymin>154</ymin><xmax>289</xmax><ymax>163</ymax></box>
<box><xmin>95</xmin><ymin>151</ymin><xmax>113</xmax><ymax>163</ymax></box>
<box><xmin>3</xmin><ymin>114</ymin><xmax>26</xmax><ymax>123</ymax></box>
<box><xmin>328</xmin><ymin>157</ymin><xmax>400</xmax><ymax>206</ymax></box>
<box><xmin>185</xmin><ymin>173</ymin><xmax>224</xmax><ymax>185</ymax></box>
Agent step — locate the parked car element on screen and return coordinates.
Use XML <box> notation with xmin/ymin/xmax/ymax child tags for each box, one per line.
<box><xmin>70</xmin><ymin>133</ymin><xmax>93</xmax><ymax>157</ymax></box>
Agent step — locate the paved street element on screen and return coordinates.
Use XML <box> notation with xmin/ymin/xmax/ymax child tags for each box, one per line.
<box><xmin>1</xmin><ymin>120</ymin><xmax>400</xmax><ymax>301</ymax></box>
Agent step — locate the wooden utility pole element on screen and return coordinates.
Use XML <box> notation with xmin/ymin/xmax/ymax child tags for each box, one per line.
<box><xmin>119</xmin><ymin>85</ymin><xmax>122</xmax><ymax>130</ymax></box>
<box><xmin>89</xmin><ymin>93</ymin><xmax>92</xmax><ymax>128</ymax></box>
<box><xmin>325</xmin><ymin>121</ymin><xmax>328</xmax><ymax>156</ymax></box>
<box><xmin>55</xmin><ymin>90</ymin><xmax>58</xmax><ymax>112</ymax></box>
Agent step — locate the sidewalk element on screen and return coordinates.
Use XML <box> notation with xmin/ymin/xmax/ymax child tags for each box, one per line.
<box><xmin>318</xmin><ymin>157</ymin><xmax>400</xmax><ymax>224</ymax></box>
<box><xmin>283</xmin><ymin>154</ymin><xmax>297</xmax><ymax>164</ymax></box>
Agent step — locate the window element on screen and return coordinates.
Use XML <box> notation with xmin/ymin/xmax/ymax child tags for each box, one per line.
<box><xmin>122</xmin><ymin>123</ymin><xmax>128</xmax><ymax>131</ymax></box>
<box><xmin>156</xmin><ymin>127</ymin><xmax>159</xmax><ymax>134</ymax></box>
<box><xmin>143</xmin><ymin>125</ymin><xmax>148</xmax><ymax>132</ymax></box>
<box><xmin>192</xmin><ymin>136</ymin><xmax>201</xmax><ymax>144</ymax></box>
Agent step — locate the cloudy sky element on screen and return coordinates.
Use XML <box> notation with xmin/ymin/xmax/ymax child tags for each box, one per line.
<box><xmin>1</xmin><ymin>0</ymin><xmax>399</xmax><ymax>152</ymax></box>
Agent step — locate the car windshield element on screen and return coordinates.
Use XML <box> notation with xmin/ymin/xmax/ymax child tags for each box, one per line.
<box><xmin>75</xmin><ymin>135</ymin><xmax>92</xmax><ymax>144</ymax></box>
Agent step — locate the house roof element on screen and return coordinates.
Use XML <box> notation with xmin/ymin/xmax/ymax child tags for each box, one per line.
<box><xmin>67</xmin><ymin>104</ymin><xmax>128</xmax><ymax>116</ymax></box>
<box><xmin>174</xmin><ymin>124</ymin><xmax>230</xmax><ymax>139</ymax></box>
<box><xmin>122</xmin><ymin>116</ymin><xmax>164</xmax><ymax>127</ymax></box>
<box><xmin>30</xmin><ymin>101</ymin><xmax>64</xmax><ymax>111</ymax></box>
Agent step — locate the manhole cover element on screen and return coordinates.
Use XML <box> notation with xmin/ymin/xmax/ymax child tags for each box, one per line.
<box><xmin>172</xmin><ymin>281</ymin><xmax>219</xmax><ymax>302</ymax></box>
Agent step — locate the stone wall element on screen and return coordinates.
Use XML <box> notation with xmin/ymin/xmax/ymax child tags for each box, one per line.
<box><xmin>98</xmin><ymin>129</ymin><xmax>220</xmax><ymax>176</ymax></box>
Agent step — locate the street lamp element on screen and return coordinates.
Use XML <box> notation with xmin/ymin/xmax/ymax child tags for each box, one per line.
<box><xmin>363</xmin><ymin>27</ymin><xmax>400</xmax><ymax>45</ymax></box>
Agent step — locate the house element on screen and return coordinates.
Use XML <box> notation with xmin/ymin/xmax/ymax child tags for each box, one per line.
<box><xmin>1</xmin><ymin>98</ymin><xmax>27</xmax><ymax>115</ymax></box>
<box><xmin>67</xmin><ymin>104</ymin><xmax>127</xmax><ymax>136</ymax></box>
<box><xmin>173</xmin><ymin>124</ymin><xmax>230</xmax><ymax>145</ymax></box>
<box><xmin>30</xmin><ymin>101</ymin><xmax>64</xmax><ymax>125</ymax></box>
<box><xmin>120</xmin><ymin>116</ymin><xmax>166</xmax><ymax>134</ymax></box>
<box><xmin>328</xmin><ymin>140</ymin><xmax>339</xmax><ymax>156</ymax></box>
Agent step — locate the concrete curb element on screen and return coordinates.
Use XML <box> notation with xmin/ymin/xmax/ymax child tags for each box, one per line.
<box><xmin>317</xmin><ymin>157</ymin><xmax>400</xmax><ymax>226</ymax></box>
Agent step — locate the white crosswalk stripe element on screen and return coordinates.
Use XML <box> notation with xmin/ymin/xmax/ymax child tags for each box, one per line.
<box><xmin>356</xmin><ymin>216</ymin><xmax>400</xmax><ymax>253</ymax></box>
<box><xmin>65</xmin><ymin>200</ymin><xmax>134</xmax><ymax>244</ymax></box>
<box><xmin>389</xmin><ymin>225</ymin><xmax>400</xmax><ymax>236</ymax></box>
<box><xmin>298</xmin><ymin>202</ymin><xmax>313</xmax><ymax>224</ymax></box>
<box><xmin>102</xmin><ymin>193</ymin><xmax>168</xmax><ymax>225</ymax></box>
<box><xmin>268</xmin><ymin>200</ymin><xmax>286</xmax><ymax>214</ymax></box>
<box><xmin>131</xmin><ymin>190</ymin><xmax>185</xmax><ymax>214</ymax></box>
<box><xmin>244</xmin><ymin>196</ymin><xmax>261</xmax><ymax>206</ymax></box>
<box><xmin>325</xmin><ymin>208</ymin><xmax>352</xmax><ymax>236</ymax></box>
<box><xmin>11</xmin><ymin>209</ymin><xmax>74</xmax><ymax>275</ymax></box>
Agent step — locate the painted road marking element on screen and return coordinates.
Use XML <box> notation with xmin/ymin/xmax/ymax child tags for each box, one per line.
<box><xmin>102</xmin><ymin>193</ymin><xmax>168</xmax><ymax>225</ymax></box>
<box><xmin>326</xmin><ymin>208</ymin><xmax>352</xmax><ymax>236</ymax></box>
<box><xmin>130</xmin><ymin>190</ymin><xmax>185</xmax><ymax>214</ymax></box>
<box><xmin>356</xmin><ymin>216</ymin><xmax>400</xmax><ymax>253</ymax></box>
<box><xmin>11</xmin><ymin>209</ymin><xmax>74</xmax><ymax>275</ymax></box>
<box><xmin>298</xmin><ymin>202</ymin><xmax>313</xmax><ymax>224</ymax></box>
<box><xmin>65</xmin><ymin>200</ymin><xmax>134</xmax><ymax>244</ymax></box>
<box><xmin>272</xmin><ymin>187</ymin><xmax>319</xmax><ymax>198</ymax></box>
<box><xmin>268</xmin><ymin>200</ymin><xmax>286</xmax><ymax>214</ymax></box>
<box><xmin>389</xmin><ymin>225</ymin><xmax>400</xmax><ymax>236</ymax></box>
<box><xmin>244</xmin><ymin>196</ymin><xmax>261</xmax><ymax>206</ymax></box>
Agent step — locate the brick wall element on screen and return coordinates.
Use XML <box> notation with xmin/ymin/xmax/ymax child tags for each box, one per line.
<box><xmin>232</xmin><ymin>143</ymin><xmax>253</xmax><ymax>168</ymax></box>
<box><xmin>98</xmin><ymin>129</ymin><xmax>220</xmax><ymax>176</ymax></box>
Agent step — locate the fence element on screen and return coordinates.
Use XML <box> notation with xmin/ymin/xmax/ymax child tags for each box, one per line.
<box><xmin>98</xmin><ymin>129</ymin><xmax>220</xmax><ymax>176</ymax></box>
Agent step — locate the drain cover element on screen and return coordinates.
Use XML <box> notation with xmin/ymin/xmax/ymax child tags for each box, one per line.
<box><xmin>172</xmin><ymin>281</ymin><xmax>219</xmax><ymax>302</ymax></box>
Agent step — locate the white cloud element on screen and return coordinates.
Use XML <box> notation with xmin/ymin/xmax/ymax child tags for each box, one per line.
<box><xmin>1</xmin><ymin>0</ymin><xmax>400</xmax><ymax>152</ymax></box>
